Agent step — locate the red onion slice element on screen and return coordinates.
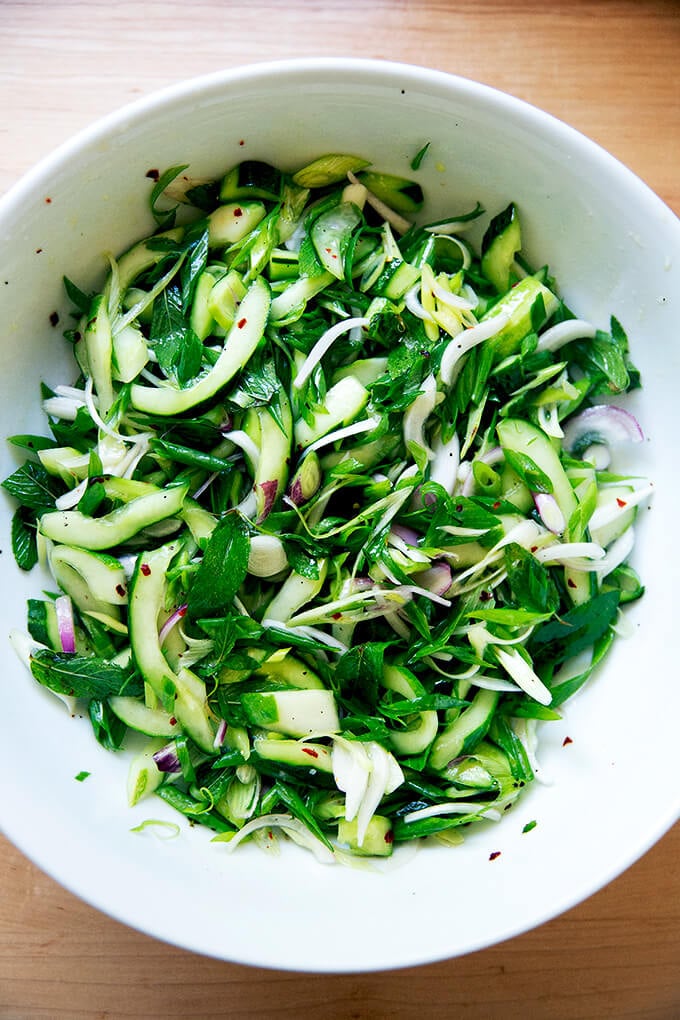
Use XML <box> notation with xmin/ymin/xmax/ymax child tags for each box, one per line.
<box><xmin>54</xmin><ymin>595</ymin><xmax>76</xmax><ymax>654</ymax></box>
<box><xmin>158</xmin><ymin>603</ymin><xmax>187</xmax><ymax>646</ymax></box>
<box><xmin>153</xmin><ymin>743</ymin><xmax>182</xmax><ymax>774</ymax></box>
<box><xmin>533</xmin><ymin>492</ymin><xmax>566</xmax><ymax>535</ymax></box>
<box><xmin>562</xmin><ymin>405</ymin><xmax>644</xmax><ymax>454</ymax></box>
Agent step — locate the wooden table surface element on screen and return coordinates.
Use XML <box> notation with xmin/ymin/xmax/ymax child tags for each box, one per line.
<box><xmin>1</xmin><ymin>2</ymin><xmax>679</xmax><ymax>1017</ymax></box>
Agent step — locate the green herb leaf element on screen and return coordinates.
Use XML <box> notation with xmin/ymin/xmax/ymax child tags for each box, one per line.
<box><xmin>11</xmin><ymin>508</ymin><xmax>38</xmax><ymax>571</ymax></box>
<box><xmin>30</xmin><ymin>649</ymin><xmax>138</xmax><ymax>699</ymax></box>
<box><xmin>2</xmin><ymin>461</ymin><xmax>62</xmax><ymax>511</ymax></box>
<box><xmin>410</xmin><ymin>142</ymin><xmax>431</xmax><ymax>171</ymax></box>
<box><xmin>530</xmin><ymin>590</ymin><xmax>621</xmax><ymax>666</ymax></box>
<box><xmin>187</xmin><ymin>513</ymin><xmax>251</xmax><ymax>620</ymax></box>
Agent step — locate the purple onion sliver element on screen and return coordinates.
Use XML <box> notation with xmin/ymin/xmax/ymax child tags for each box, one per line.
<box><xmin>390</xmin><ymin>523</ymin><xmax>420</xmax><ymax>547</ymax></box>
<box><xmin>533</xmin><ymin>492</ymin><xmax>565</xmax><ymax>535</ymax></box>
<box><xmin>562</xmin><ymin>404</ymin><xmax>644</xmax><ymax>453</ymax></box>
<box><xmin>158</xmin><ymin>603</ymin><xmax>188</xmax><ymax>646</ymax></box>
<box><xmin>153</xmin><ymin>745</ymin><xmax>182</xmax><ymax>774</ymax></box>
<box><xmin>54</xmin><ymin>595</ymin><xmax>76</xmax><ymax>654</ymax></box>
<box><xmin>413</xmin><ymin>561</ymin><xmax>453</xmax><ymax>597</ymax></box>
<box><xmin>213</xmin><ymin>718</ymin><xmax>228</xmax><ymax>749</ymax></box>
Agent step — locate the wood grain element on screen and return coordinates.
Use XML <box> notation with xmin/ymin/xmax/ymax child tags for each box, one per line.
<box><xmin>1</xmin><ymin>2</ymin><xmax>679</xmax><ymax>1017</ymax></box>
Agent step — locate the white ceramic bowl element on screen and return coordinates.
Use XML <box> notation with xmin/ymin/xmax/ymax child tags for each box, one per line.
<box><xmin>1</xmin><ymin>59</ymin><xmax>678</xmax><ymax>973</ymax></box>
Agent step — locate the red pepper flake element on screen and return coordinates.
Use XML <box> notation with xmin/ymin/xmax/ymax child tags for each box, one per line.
<box><xmin>239</xmin><ymin>139</ymin><xmax>245</xmax><ymax>147</ymax></box>
<box><xmin>562</xmin><ymin>735</ymin><xmax>573</xmax><ymax>747</ymax></box>
<box><xmin>233</xmin><ymin>206</ymin><xmax>243</xmax><ymax>217</ymax></box>
<box><xmin>325</xmin><ymin>247</ymin><xmax>332</xmax><ymax>253</ymax></box>
<box><xmin>115</xmin><ymin>584</ymin><xmax>127</xmax><ymax>597</ymax></box>
<box><xmin>332</xmin><ymin>612</ymin><xmax>342</xmax><ymax>620</ymax></box>
<box><xmin>169</xmin><ymin>716</ymin><xmax>177</xmax><ymax>726</ymax></box>
<box><xmin>384</xmin><ymin>830</ymin><xmax>394</xmax><ymax>844</ymax></box>
<box><xmin>567</xmin><ymin>578</ymin><xmax>577</xmax><ymax>588</ymax></box>
<box><xmin>616</xmin><ymin>497</ymin><xmax>627</xmax><ymax>507</ymax></box>
<box><xmin>35</xmin><ymin>248</ymin><xmax>43</xmax><ymax>254</ymax></box>
<box><xmin>49</xmin><ymin>311</ymin><xmax>59</xmax><ymax>327</ymax></box>
<box><xmin>140</xmin><ymin>563</ymin><xmax>151</xmax><ymax>577</ymax></box>
<box><xmin>145</xmin><ymin>168</ymin><xmax>160</xmax><ymax>181</ymax></box>
<box><xmin>479</xmin><ymin>590</ymin><xmax>492</xmax><ymax>602</ymax></box>
<box><xmin>492</xmin><ymin>500</ymin><xmax>502</xmax><ymax>510</ymax></box>
<box><xmin>489</xmin><ymin>850</ymin><xmax>501</xmax><ymax>861</ymax></box>
<box><xmin>45</xmin><ymin>197</ymin><xmax>52</xmax><ymax>204</ymax></box>
<box><xmin>268</xmin><ymin>830</ymin><xmax>274</xmax><ymax>840</ymax></box>
<box><xmin>237</xmin><ymin>317</ymin><xmax>247</xmax><ymax>329</ymax></box>
<box><xmin>177</xmin><ymin>605</ymin><xmax>187</xmax><ymax>617</ymax></box>
<box><xmin>301</xmin><ymin>747</ymin><xmax>319</xmax><ymax>759</ymax></box>
<box><xmin>530</xmin><ymin>545</ymin><xmax>538</xmax><ymax>553</ymax></box>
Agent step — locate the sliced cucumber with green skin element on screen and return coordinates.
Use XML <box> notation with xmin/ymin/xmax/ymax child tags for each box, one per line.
<box><xmin>220</xmin><ymin>160</ymin><xmax>283</xmax><ymax>202</ymax></box>
<box><xmin>50</xmin><ymin>545</ymin><xmax>128</xmax><ymax>619</ymax></box>
<box><xmin>189</xmin><ymin>270</ymin><xmax>217</xmax><ymax>340</ymax></box>
<box><xmin>310</xmin><ymin>202</ymin><xmax>362</xmax><ymax>280</ymax></box>
<box><xmin>207</xmin><ymin>269</ymin><xmax>246</xmax><ymax>331</ymax></box>
<box><xmin>265</xmin><ymin>560</ymin><xmax>328</xmax><ymax>623</ymax></box>
<box><xmin>173</xmin><ymin>666</ymin><xmax>215</xmax><ymax>753</ymax></box>
<box><xmin>481</xmin><ymin>202</ymin><xmax>522</xmax><ymax>293</ymax></box>
<box><xmin>255</xmin><ymin>654</ymin><xmax>325</xmax><ymax>690</ymax></box>
<box><xmin>39</xmin><ymin>484</ymin><xmax>190</xmax><ymax>551</ymax></box>
<box><xmin>381</xmin><ymin>664</ymin><xmax>438</xmax><ymax>757</ymax></box>
<box><xmin>112</xmin><ymin>228</ymin><xmax>184</xmax><ymax>296</ymax></box>
<box><xmin>253</xmin><ymin>388</ymin><xmax>293</xmax><ymax>521</ymax></box>
<box><xmin>356</xmin><ymin>171</ymin><xmax>424</xmax><ymax>214</ymax></box>
<box><xmin>497</xmin><ymin>418</ymin><xmax>578</xmax><ymax>522</ymax></box>
<box><xmin>294</xmin><ymin>375</ymin><xmax>369</xmax><ymax>450</ymax></box>
<box><xmin>333</xmin><ymin>357</ymin><xmax>388</xmax><ymax>387</ymax></box>
<box><xmin>38</xmin><ymin>446</ymin><xmax>89</xmax><ymax>485</ymax></box>
<box><xmin>84</xmin><ymin>294</ymin><xmax>114</xmax><ymax>416</ymax></box>
<box><xmin>112</xmin><ymin>323</ymin><xmax>149</xmax><ymax>383</ymax></box>
<box><xmin>207</xmin><ymin>201</ymin><xmax>266</xmax><ymax>247</ymax></box>
<box><xmin>129</xmin><ymin>276</ymin><xmax>270</xmax><ymax>415</ymax></box>
<box><xmin>268</xmin><ymin>248</ymin><xmax>299</xmax><ymax>281</ymax></box>
<box><xmin>429</xmin><ymin>689</ymin><xmax>500</xmax><ymax>771</ymax></box>
<box><xmin>588</xmin><ymin>485</ymin><xmax>636</xmax><ymax>548</ymax></box>
<box><xmin>370</xmin><ymin>259</ymin><xmax>421</xmax><ymax>300</ymax></box>
<box><xmin>269</xmin><ymin>272</ymin><xmax>334</xmax><ymax>324</ymax></box>
<box><xmin>128</xmin><ymin>539</ymin><xmax>183</xmax><ymax>711</ymax></box>
<box><xmin>109</xmin><ymin>695</ymin><xmax>179</xmax><ymax>737</ymax></box>
<box><xmin>241</xmin><ymin>689</ymin><xmax>340</xmax><ymax>737</ymax></box>
<box><xmin>127</xmin><ymin>737</ymin><xmax>167</xmax><ymax>807</ymax></box>
<box><xmin>338</xmin><ymin>815</ymin><xmax>394</xmax><ymax>856</ymax></box>
<box><xmin>253</xmin><ymin>736</ymin><xmax>333</xmax><ymax>772</ymax></box>
<box><xmin>482</xmin><ymin>275</ymin><xmax>559</xmax><ymax>359</ymax></box>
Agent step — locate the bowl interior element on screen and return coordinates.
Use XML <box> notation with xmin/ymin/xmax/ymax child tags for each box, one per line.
<box><xmin>1</xmin><ymin>59</ymin><xmax>679</xmax><ymax>972</ymax></box>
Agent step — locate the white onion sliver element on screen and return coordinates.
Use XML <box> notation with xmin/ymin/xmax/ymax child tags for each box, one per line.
<box><xmin>403</xmin><ymin>373</ymin><xmax>437</xmax><ymax>459</ymax></box>
<box><xmin>293</xmin><ymin>316</ymin><xmax>369</xmax><ymax>390</ymax></box>
<box><xmin>404</xmin><ymin>284</ymin><xmax>436</xmax><ymax>323</ymax></box>
<box><xmin>536</xmin><ymin>318</ymin><xmax>597</xmax><ymax>353</ymax></box>
<box><xmin>429</xmin><ymin>430</ymin><xmax>460</xmax><ymax>495</ymax></box>
<box><xmin>303</xmin><ymin>416</ymin><xmax>380</xmax><ymax>456</ymax></box>
<box><xmin>440</xmin><ymin>311</ymin><xmax>511</xmax><ymax>385</ymax></box>
<box><xmin>494</xmin><ymin>647</ymin><xmax>552</xmax><ymax>706</ymax></box>
<box><xmin>222</xmin><ymin>429</ymin><xmax>260</xmax><ymax>470</ymax></box>
<box><xmin>534</xmin><ymin>492</ymin><xmax>566</xmax><ymax>535</ymax></box>
<box><xmin>588</xmin><ymin>483</ymin><xmax>654</xmax><ymax>532</ymax></box>
<box><xmin>219</xmin><ymin>813</ymin><xmax>335</xmax><ymax>864</ymax></box>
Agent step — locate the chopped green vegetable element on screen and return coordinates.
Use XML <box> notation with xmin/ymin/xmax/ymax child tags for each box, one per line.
<box><xmin>5</xmin><ymin>152</ymin><xmax>649</xmax><ymax>863</ymax></box>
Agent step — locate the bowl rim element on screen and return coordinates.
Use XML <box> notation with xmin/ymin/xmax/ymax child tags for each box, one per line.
<box><xmin>1</xmin><ymin>57</ymin><xmax>679</xmax><ymax>972</ymax></box>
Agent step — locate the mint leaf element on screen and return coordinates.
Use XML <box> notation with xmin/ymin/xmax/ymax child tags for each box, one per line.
<box><xmin>187</xmin><ymin>513</ymin><xmax>251</xmax><ymax>620</ymax></box>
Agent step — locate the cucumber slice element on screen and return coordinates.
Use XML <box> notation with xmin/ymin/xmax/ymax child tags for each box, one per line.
<box><xmin>338</xmin><ymin>815</ymin><xmax>394</xmax><ymax>856</ymax></box>
<box><xmin>254</xmin><ymin>736</ymin><xmax>333</xmax><ymax>772</ymax></box>
<box><xmin>482</xmin><ymin>275</ymin><xmax>559</xmax><ymax>359</ymax></box>
<box><xmin>357</xmin><ymin>171</ymin><xmax>424</xmax><ymax>214</ymax></box>
<box><xmin>310</xmin><ymin>202</ymin><xmax>362</xmax><ymax>280</ymax></box>
<box><xmin>128</xmin><ymin>540</ymin><xmax>182</xmax><ymax>710</ymax></box>
<box><xmin>129</xmin><ymin>276</ymin><xmax>270</xmax><ymax>415</ymax></box>
<box><xmin>127</xmin><ymin>738</ymin><xmax>166</xmax><ymax>807</ymax></box>
<box><xmin>381</xmin><ymin>664</ymin><xmax>438</xmax><ymax>757</ymax></box>
<box><xmin>207</xmin><ymin>202</ymin><xmax>266</xmax><ymax>247</ymax></box>
<box><xmin>294</xmin><ymin>376</ymin><xmax>369</xmax><ymax>449</ymax></box>
<box><xmin>370</xmin><ymin>259</ymin><xmax>421</xmax><ymax>300</ymax></box>
<box><xmin>40</xmin><ymin>484</ymin><xmax>190</xmax><ymax>551</ymax></box>
<box><xmin>112</xmin><ymin>323</ymin><xmax>149</xmax><ymax>383</ymax></box>
<box><xmin>497</xmin><ymin>418</ymin><xmax>578</xmax><ymax>522</ymax></box>
<box><xmin>241</xmin><ymin>689</ymin><xmax>340</xmax><ymax>737</ymax></box>
<box><xmin>269</xmin><ymin>272</ymin><xmax>334</xmax><ymax>324</ymax></box>
<box><xmin>189</xmin><ymin>270</ymin><xmax>217</xmax><ymax>341</ymax></box>
<box><xmin>429</xmin><ymin>689</ymin><xmax>500</xmax><ymax>771</ymax></box>
<box><xmin>219</xmin><ymin>160</ymin><xmax>283</xmax><ymax>202</ymax></box>
<box><xmin>173</xmin><ymin>667</ymin><xmax>215</xmax><ymax>753</ymax></box>
<box><xmin>109</xmin><ymin>695</ymin><xmax>179</xmax><ymax>737</ymax></box>
<box><xmin>481</xmin><ymin>202</ymin><xmax>522</xmax><ymax>293</ymax></box>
